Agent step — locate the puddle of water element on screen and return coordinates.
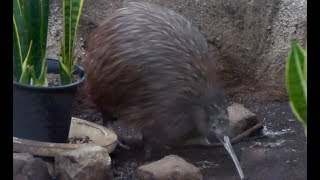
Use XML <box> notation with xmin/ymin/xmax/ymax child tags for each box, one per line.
<box><xmin>220</xmin><ymin>136</ymin><xmax>245</xmax><ymax>180</ymax></box>
<box><xmin>262</xmin><ymin>126</ymin><xmax>295</xmax><ymax>138</ymax></box>
<box><xmin>249</xmin><ymin>141</ymin><xmax>262</xmax><ymax>148</ymax></box>
<box><xmin>264</xmin><ymin>139</ymin><xmax>286</xmax><ymax>147</ymax></box>
<box><xmin>280</xmin><ymin>128</ymin><xmax>295</xmax><ymax>133</ymax></box>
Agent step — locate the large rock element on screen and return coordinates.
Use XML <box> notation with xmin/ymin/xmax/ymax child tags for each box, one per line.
<box><xmin>47</xmin><ymin>0</ymin><xmax>306</xmax><ymax>100</ymax></box>
<box><xmin>13</xmin><ymin>153</ymin><xmax>33</xmax><ymax>176</ymax></box>
<box><xmin>55</xmin><ymin>146</ymin><xmax>113</xmax><ymax>180</ymax></box>
<box><xmin>137</xmin><ymin>155</ymin><xmax>202</xmax><ymax>180</ymax></box>
<box><xmin>228</xmin><ymin>103</ymin><xmax>260</xmax><ymax>136</ymax></box>
<box><xmin>13</xmin><ymin>153</ymin><xmax>52</xmax><ymax>180</ymax></box>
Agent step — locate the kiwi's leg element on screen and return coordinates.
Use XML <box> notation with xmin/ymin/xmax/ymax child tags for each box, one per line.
<box><xmin>102</xmin><ymin>113</ymin><xmax>131</xmax><ymax>150</ymax></box>
<box><xmin>142</xmin><ymin>137</ymin><xmax>152</xmax><ymax>160</ymax></box>
<box><xmin>142</xmin><ymin>136</ymin><xmax>170</xmax><ymax>160</ymax></box>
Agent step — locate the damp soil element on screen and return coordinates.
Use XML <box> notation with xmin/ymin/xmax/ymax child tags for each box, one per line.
<box><xmin>71</xmin><ymin>94</ymin><xmax>307</xmax><ymax>180</ymax></box>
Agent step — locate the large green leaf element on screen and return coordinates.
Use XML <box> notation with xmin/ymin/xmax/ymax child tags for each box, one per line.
<box><xmin>61</xmin><ymin>0</ymin><xmax>84</xmax><ymax>85</ymax></box>
<box><xmin>13</xmin><ymin>0</ymin><xmax>27</xmax><ymax>81</ymax></box>
<box><xmin>19</xmin><ymin>40</ymin><xmax>33</xmax><ymax>84</ymax></box>
<box><xmin>13</xmin><ymin>0</ymin><xmax>49</xmax><ymax>85</ymax></box>
<box><xmin>286</xmin><ymin>40</ymin><xmax>307</xmax><ymax>133</ymax></box>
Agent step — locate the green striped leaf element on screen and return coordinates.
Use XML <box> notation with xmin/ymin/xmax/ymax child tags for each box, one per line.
<box><xmin>59</xmin><ymin>60</ymin><xmax>72</xmax><ymax>84</ymax></box>
<box><xmin>13</xmin><ymin>0</ymin><xmax>50</xmax><ymax>86</ymax></box>
<box><xmin>286</xmin><ymin>40</ymin><xmax>307</xmax><ymax>135</ymax></box>
<box><xmin>19</xmin><ymin>40</ymin><xmax>33</xmax><ymax>84</ymax></box>
<box><xmin>13</xmin><ymin>0</ymin><xmax>27</xmax><ymax>81</ymax></box>
<box><xmin>61</xmin><ymin>0</ymin><xmax>84</xmax><ymax>85</ymax></box>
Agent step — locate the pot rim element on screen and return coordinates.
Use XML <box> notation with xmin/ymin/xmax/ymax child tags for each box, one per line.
<box><xmin>13</xmin><ymin>58</ymin><xmax>86</xmax><ymax>90</ymax></box>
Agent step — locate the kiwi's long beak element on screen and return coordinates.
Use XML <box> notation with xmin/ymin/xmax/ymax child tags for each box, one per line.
<box><xmin>221</xmin><ymin>136</ymin><xmax>245</xmax><ymax>180</ymax></box>
<box><xmin>207</xmin><ymin>128</ymin><xmax>225</xmax><ymax>144</ymax></box>
<box><xmin>206</xmin><ymin>129</ymin><xmax>245</xmax><ymax>180</ymax></box>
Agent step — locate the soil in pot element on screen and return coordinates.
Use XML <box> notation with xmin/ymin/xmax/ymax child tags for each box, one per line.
<box><xmin>47</xmin><ymin>73</ymin><xmax>81</xmax><ymax>87</ymax></box>
<box><xmin>68</xmin><ymin>136</ymin><xmax>94</xmax><ymax>144</ymax></box>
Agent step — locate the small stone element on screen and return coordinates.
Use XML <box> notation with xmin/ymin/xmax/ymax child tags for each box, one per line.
<box><xmin>137</xmin><ymin>155</ymin><xmax>202</xmax><ymax>180</ymax></box>
<box><xmin>228</xmin><ymin>103</ymin><xmax>261</xmax><ymax>136</ymax></box>
<box><xmin>55</xmin><ymin>145</ymin><xmax>112</xmax><ymax>180</ymax></box>
<box><xmin>13</xmin><ymin>153</ymin><xmax>52</xmax><ymax>180</ymax></box>
<box><xmin>13</xmin><ymin>174</ymin><xmax>28</xmax><ymax>180</ymax></box>
<box><xmin>21</xmin><ymin>158</ymin><xmax>52</xmax><ymax>180</ymax></box>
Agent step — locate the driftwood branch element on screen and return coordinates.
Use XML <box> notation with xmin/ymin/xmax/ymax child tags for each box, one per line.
<box><xmin>205</xmin><ymin>118</ymin><xmax>267</xmax><ymax>147</ymax></box>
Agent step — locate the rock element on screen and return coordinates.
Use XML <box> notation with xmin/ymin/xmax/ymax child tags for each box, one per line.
<box><xmin>55</xmin><ymin>146</ymin><xmax>112</xmax><ymax>180</ymax></box>
<box><xmin>13</xmin><ymin>174</ymin><xmax>29</xmax><ymax>180</ymax></box>
<box><xmin>13</xmin><ymin>153</ymin><xmax>34</xmax><ymax>176</ymax></box>
<box><xmin>137</xmin><ymin>155</ymin><xmax>202</xmax><ymax>180</ymax></box>
<box><xmin>46</xmin><ymin>161</ymin><xmax>56</xmax><ymax>178</ymax></box>
<box><xmin>228</xmin><ymin>103</ymin><xmax>260</xmax><ymax>135</ymax></box>
<box><xmin>13</xmin><ymin>153</ymin><xmax>52</xmax><ymax>180</ymax></box>
<box><xmin>21</xmin><ymin>158</ymin><xmax>52</xmax><ymax>180</ymax></box>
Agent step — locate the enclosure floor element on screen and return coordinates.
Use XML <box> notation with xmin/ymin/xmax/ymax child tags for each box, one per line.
<box><xmin>72</xmin><ymin>99</ymin><xmax>307</xmax><ymax>180</ymax></box>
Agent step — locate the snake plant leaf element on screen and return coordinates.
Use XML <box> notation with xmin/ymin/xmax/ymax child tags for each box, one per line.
<box><xmin>286</xmin><ymin>40</ymin><xmax>307</xmax><ymax>130</ymax></box>
<box><xmin>18</xmin><ymin>40</ymin><xmax>33</xmax><ymax>84</ymax></box>
<box><xmin>13</xmin><ymin>0</ymin><xmax>49</xmax><ymax>85</ymax></box>
<box><xmin>19</xmin><ymin>66</ymin><xmax>30</xmax><ymax>84</ymax></box>
<box><xmin>61</xmin><ymin>0</ymin><xmax>84</xmax><ymax>85</ymax></box>
<box><xmin>59</xmin><ymin>60</ymin><xmax>71</xmax><ymax>84</ymax></box>
<box><xmin>13</xmin><ymin>0</ymin><xmax>27</xmax><ymax>81</ymax></box>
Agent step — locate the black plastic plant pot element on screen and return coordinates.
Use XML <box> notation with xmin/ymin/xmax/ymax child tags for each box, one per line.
<box><xmin>13</xmin><ymin>58</ymin><xmax>86</xmax><ymax>143</ymax></box>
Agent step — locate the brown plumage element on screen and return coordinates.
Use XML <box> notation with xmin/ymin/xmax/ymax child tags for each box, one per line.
<box><xmin>83</xmin><ymin>2</ymin><xmax>230</xmax><ymax>148</ymax></box>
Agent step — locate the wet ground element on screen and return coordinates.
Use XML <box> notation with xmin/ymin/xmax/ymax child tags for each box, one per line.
<box><xmin>72</xmin><ymin>98</ymin><xmax>307</xmax><ymax>180</ymax></box>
